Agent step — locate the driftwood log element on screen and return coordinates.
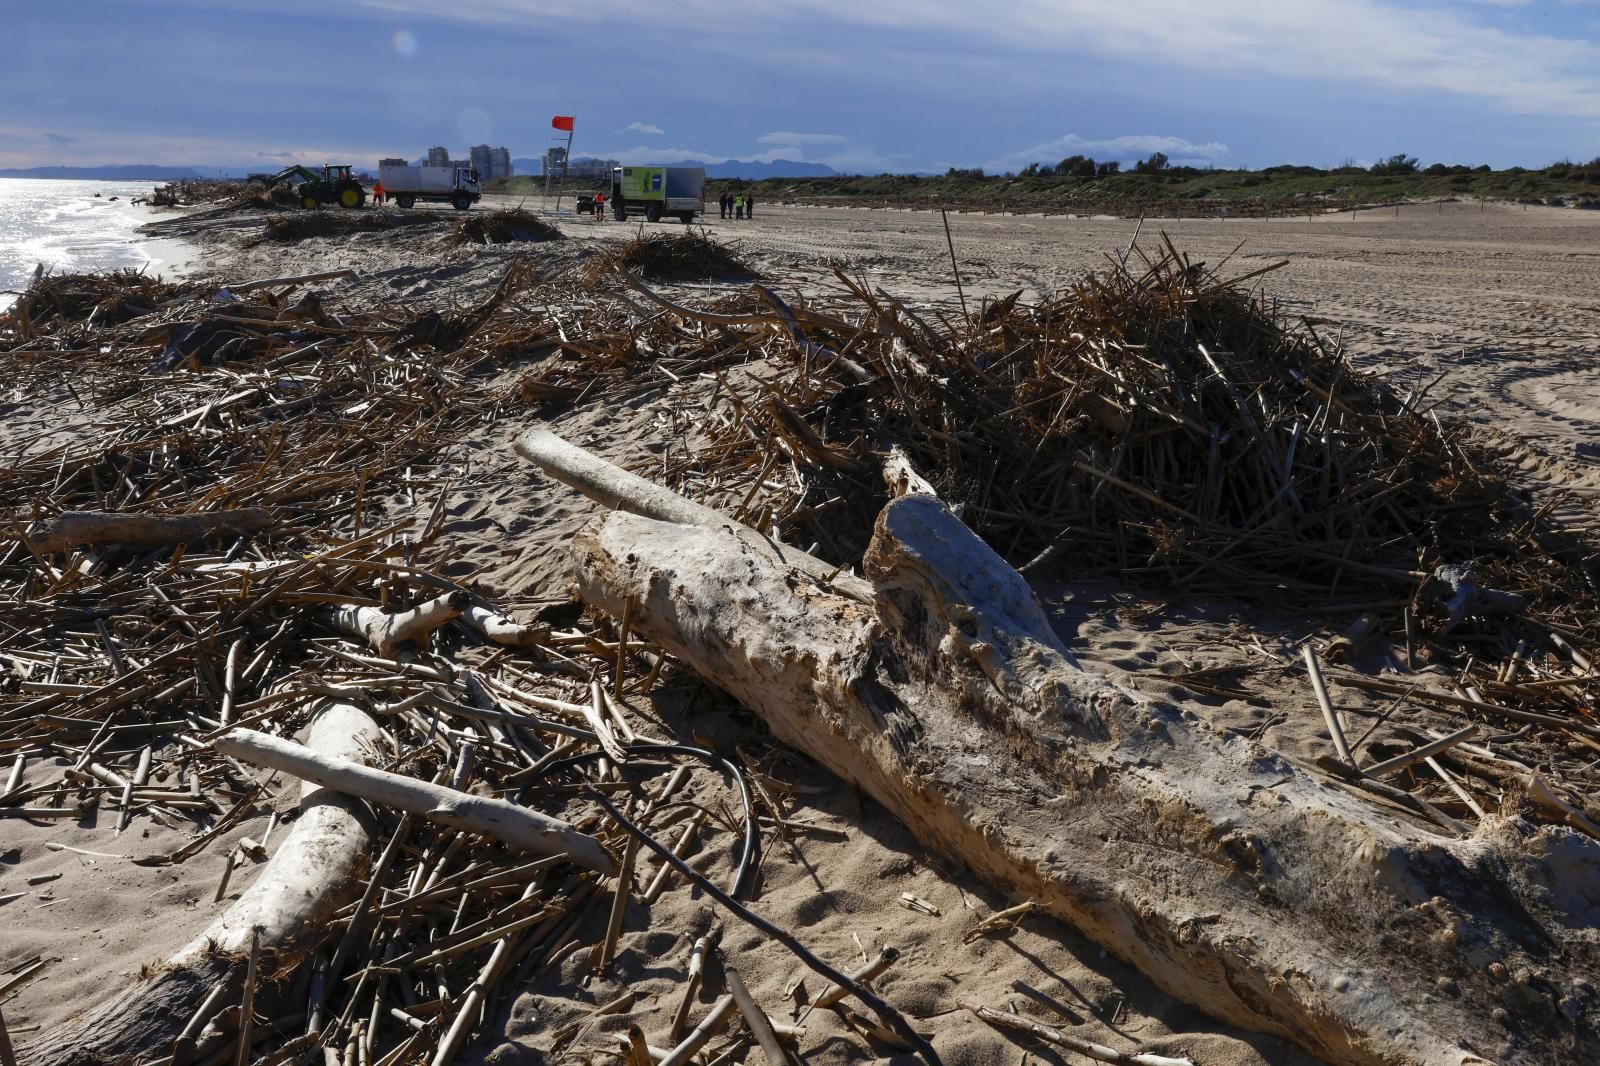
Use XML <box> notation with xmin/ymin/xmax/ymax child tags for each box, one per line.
<box><xmin>27</xmin><ymin>704</ymin><xmax>382</xmax><ymax>1066</ymax></box>
<box><xmin>1414</xmin><ymin>564</ymin><xmax>1529</xmax><ymax>636</ymax></box>
<box><xmin>457</xmin><ymin>599</ymin><xmax>549</xmax><ymax>648</ymax></box>
<box><xmin>197</xmin><ymin>561</ymin><xmax>548</xmax><ymax>650</ymax></box>
<box><xmin>216</xmin><ymin>727</ymin><xmax>614</xmax><ymax>873</ymax></box>
<box><xmin>326</xmin><ymin>590</ymin><xmax>469</xmax><ymax>655</ymax></box>
<box><xmin>21</xmin><ymin>508</ymin><xmax>276</xmax><ymax>554</ymax></box>
<box><xmin>533</xmin><ymin>444</ymin><xmax>1600</xmax><ymax>1066</ymax></box>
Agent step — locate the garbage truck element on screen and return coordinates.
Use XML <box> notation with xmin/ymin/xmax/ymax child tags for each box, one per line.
<box><xmin>608</xmin><ymin>166</ymin><xmax>704</xmax><ymax>223</ymax></box>
<box><xmin>377</xmin><ymin>163</ymin><xmax>482</xmax><ymax>211</ymax></box>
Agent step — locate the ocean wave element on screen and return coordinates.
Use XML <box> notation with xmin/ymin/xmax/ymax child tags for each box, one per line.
<box><xmin>0</xmin><ymin>178</ymin><xmax>166</xmax><ymax>309</ymax></box>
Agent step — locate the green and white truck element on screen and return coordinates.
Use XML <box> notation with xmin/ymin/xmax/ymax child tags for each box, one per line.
<box><xmin>608</xmin><ymin>166</ymin><xmax>705</xmax><ymax>223</ymax></box>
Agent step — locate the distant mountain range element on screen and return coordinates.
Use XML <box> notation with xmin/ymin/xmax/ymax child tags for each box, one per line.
<box><xmin>702</xmin><ymin>160</ymin><xmax>840</xmax><ymax>179</ymax></box>
<box><xmin>509</xmin><ymin>158</ymin><xmax>839</xmax><ymax>180</ymax></box>
<box><xmin>0</xmin><ymin>165</ymin><xmax>208</xmax><ymax>180</ymax></box>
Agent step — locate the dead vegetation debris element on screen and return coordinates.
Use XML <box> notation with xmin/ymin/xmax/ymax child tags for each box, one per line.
<box><xmin>0</xmin><ymin>244</ymin><xmax>1002</xmax><ymax>1066</ymax></box>
<box><xmin>2</xmin><ymin>268</ymin><xmax>201</xmax><ymax>333</ymax></box>
<box><xmin>0</xmin><ymin>235</ymin><xmax>1596</xmax><ymax>1066</ymax></box>
<box><xmin>138</xmin><ymin>179</ymin><xmax>243</xmax><ymax>208</ymax></box>
<box><xmin>521</xmin><ymin>235</ymin><xmax>1599</xmax><ymax>807</ymax></box>
<box><xmin>453</xmin><ymin>209</ymin><xmax>564</xmax><ymax>245</ymax></box>
<box><xmin>252</xmin><ymin>210</ymin><xmax>438</xmax><ymax>245</ymax></box>
<box><xmin>627</xmin><ymin>244</ymin><xmax>1595</xmax><ymax>631</ymax></box>
<box><xmin>587</xmin><ymin>231</ymin><xmax>757</xmax><ymax>284</ymax></box>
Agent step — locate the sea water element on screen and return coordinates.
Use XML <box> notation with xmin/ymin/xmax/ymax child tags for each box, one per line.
<box><xmin>0</xmin><ymin>178</ymin><xmax>181</xmax><ymax>311</ymax></box>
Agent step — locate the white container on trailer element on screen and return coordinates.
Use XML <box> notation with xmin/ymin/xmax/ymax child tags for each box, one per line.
<box><xmin>377</xmin><ymin>164</ymin><xmax>483</xmax><ymax>210</ymax></box>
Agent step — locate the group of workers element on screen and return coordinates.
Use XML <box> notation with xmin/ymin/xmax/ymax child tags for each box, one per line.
<box><xmin>718</xmin><ymin>190</ymin><xmax>754</xmax><ymax>220</ymax></box>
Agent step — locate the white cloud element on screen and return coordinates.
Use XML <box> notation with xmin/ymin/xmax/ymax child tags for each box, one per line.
<box><xmin>625</xmin><ymin>122</ymin><xmax>665</xmax><ymax>135</ymax></box>
<box><xmin>610</xmin><ymin>145</ymin><xmax>721</xmax><ymax>165</ymax></box>
<box><xmin>756</xmin><ymin>131</ymin><xmax>848</xmax><ymax>145</ymax></box>
<box><xmin>607</xmin><ymin>144</ymin><xmax>813</xmax><ymax>165</ymax></box>
<box><xmin>873</xmin><ymin>0</ymin><xmax>1600</xmax><ymax>118</ymax></box>
<box><xmin>0</xmin><ymin>123</ymin><xmax>395</xmax><ymax>170</ymax></box>
<box><xmin>334</xmin><ymin>0</ymin><xmax>1600</xmax><ymax>119</ymax></box>
<box><xmin>238</xmin><ymin>0</ymin><xmax>1600</xmax><ymax>125</ymax></box>
<box><xmin>986</xmin><ymin>133</ymin><xmax>1230</xmax><ymax>172</ymax></box>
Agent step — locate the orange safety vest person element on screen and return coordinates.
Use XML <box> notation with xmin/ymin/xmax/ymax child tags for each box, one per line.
<box><xmin>372</xmin><ymin>181</ymin><xmax>384</xmax><ymax>204</ymax></box>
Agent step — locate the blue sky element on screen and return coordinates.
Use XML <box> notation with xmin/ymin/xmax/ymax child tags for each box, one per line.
<box><xmin>3</xmin><ymin>0</ymin><xmax>1598</xmax><ymax>173</ymax></box>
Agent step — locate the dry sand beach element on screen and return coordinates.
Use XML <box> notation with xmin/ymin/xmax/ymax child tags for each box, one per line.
<box><xmin>0</xmin><ymin>193</ymin><xmax>1596</xmax><ymax>1066</ymax></box>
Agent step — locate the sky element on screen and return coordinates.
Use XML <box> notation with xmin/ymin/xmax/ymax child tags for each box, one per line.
<box><xmin>2</xmin><ymin>0</ymin><xmax>1599</xmax><ymax>174</ymax></box>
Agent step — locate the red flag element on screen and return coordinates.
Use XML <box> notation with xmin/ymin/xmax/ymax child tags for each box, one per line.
<box><xmin>551</xmin><ymin>115</ymin><xmax>575</xmax><ymax>132</ymax></box>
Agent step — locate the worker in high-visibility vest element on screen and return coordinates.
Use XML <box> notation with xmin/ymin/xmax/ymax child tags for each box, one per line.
<box><xmin>593</xmin><ymin>192</ymin><xmax>605</xmax><ymax>222</ymax></box>
<box><xmin>372</xmin><ymin>180</ymin><xmax>384</xmax><ymax>206</ymax></box>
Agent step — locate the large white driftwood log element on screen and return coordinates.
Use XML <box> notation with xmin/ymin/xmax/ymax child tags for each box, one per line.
<box><xmin>215</xmin><ymin>727</ymin><xmax>614</xmax><ymax>874</ymax></box>
<box><xmin>22</xmin><ymin>508</ymin><xmax>276</xmax><ymax>554</ymax></box>
<box><xmin>28</xmin><ymin>703</ymin><xmax>383</xmax><ymax>1066</ymax></box>
<box><xmin>569</xmin><ymin>494</ymin><xmax>1600</xmax><ymax>1066</ymax></box>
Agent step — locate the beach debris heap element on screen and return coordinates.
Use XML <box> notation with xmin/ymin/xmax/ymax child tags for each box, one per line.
<box><xmin>611</xmin><ymin>242</ymin><xmax>1591</xmax><ymax>633</ymax></box>
<box><xmin>1</xmin><ymin>232</ymin><xmax>1597</xmax><ymax>1066</ymax></box>
<box><xmin>453</xmin><ymin>209</ymin><xmax>565</xmax><ymax>245</ymax></box>
<box><xmin>585</xmin><ymin>230</ymin><xmax>758</xmax><ymax>284</ymax></box>
<box><xmin>0</xmin><ymin>260</ymin><xmax>964</xmax><ymax>1066</ymax></box>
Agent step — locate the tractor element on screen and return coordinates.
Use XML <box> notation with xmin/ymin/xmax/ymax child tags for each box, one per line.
<box><xmin>247</xmin><ymin>164</ymin><xmax>367</xmax><ymax>209</ymax></box>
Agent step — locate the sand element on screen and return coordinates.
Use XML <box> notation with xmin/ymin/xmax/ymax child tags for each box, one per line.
<box><xmin>2</xmin><ymin>195</ymin><xmax>1595</xmax><ymax>1065</ymax></box>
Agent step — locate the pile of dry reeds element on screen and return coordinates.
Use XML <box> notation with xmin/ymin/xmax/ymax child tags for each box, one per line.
<box><xmin>139</xmin><ymin>179</ymin><xmax>244</xmax><ymax>208</ymax></box>
<box><xmin>2</xmin><ymin>237</ymin><xmax>1595</xmax><ymax>1066</ymax></box>
<box><xmin>230</xmin><ymin>184</ymin><xmax>300</xmax><ymax>211</ymax></box>
<box><xmin>587</xmin><ymin>231</ymin><xmax>756</xmax><ymax>283</ymax></box>
<box><xmin>620</xmin><ymin>245</ymin><xmax>1595</xmax><ymax>629</ymax></box>
<box><xmin>253</xmin><ymin>211</ymin><xmax>433</xmax><ymax>244</ymax></box>
<box><xmin>0</xmin><ymin>511</ymin><xmax>771</xmax><ymax>1065</ymax></box>
<box><xmin>2</xmin><ymin>269</ymin><xmax>199</xmax><ymax>333</ymax></box>
<box><xmin>454</xmin><ymin>209</ymin><xmax>564</xmax><ymax>245</ymax></box>
<box><xmin>537</xmin><ymin>241</ymin><xmax>1598</xmax><ymax>765</ymax></box>
<box><xmin>0</xmin><ymin>258</ymin><xmax>936</xmax><ymax>1066</ymax></box>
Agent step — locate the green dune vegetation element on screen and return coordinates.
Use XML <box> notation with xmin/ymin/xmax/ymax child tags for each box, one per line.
<box><xmin>491</xmin><ymin>154</ymin><xmax>1600</xmax><ymax>217</ymax></box>
<box><xmin>747</xmin><ymin>154</ymin><xmax>1600</xmax><ymax>216</ymax></box>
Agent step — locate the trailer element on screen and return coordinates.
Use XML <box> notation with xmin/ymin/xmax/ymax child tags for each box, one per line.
<box><xmin>378</xmin><ymin>164</ymin><xmax>482</xmax><ymax>211</ymax></box>
<box><xmin>608</xmin><ymin>166</ymin><xmax>704</xmax><ymax>223</ymax></box>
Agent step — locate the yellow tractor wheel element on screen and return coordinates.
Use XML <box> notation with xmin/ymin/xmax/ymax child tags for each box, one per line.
<box><xmin>301</xmin><ymin>194</ymin><xmax>319</xmax><ymax>210</ymax></box>
<box><xmin>340</xmin><ymin>187</ymin><xmax>362</xmax><ymax>208</ymax></box>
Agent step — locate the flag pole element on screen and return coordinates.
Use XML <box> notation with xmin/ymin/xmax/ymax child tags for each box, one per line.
<box><xmin>557</xmin><ymin>122</ymin><xmax>574</xmax><ymax>213</ymax></box>
<box><xmin>546</xmin><ymin>117</ymin><xmax>576</xmax><ymax>213</ymax></box>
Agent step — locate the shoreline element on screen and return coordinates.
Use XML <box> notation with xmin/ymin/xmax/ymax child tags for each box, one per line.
<box><xmin>131</xmin><ymin>205</ymin><xmax>199</xmax><ymax>282</ymax></box>
<box><xmin>0</xmin><ymin>179</ymin><xmax>201</xmax><ymax>309</ymax></box>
